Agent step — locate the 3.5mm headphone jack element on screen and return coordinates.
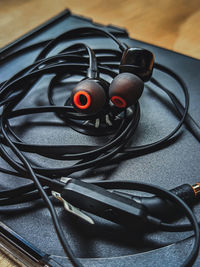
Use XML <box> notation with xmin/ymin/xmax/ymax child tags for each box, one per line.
<box><xmin>192</xmin><ymin>183</ymin><xmax>200</xmax><ymax>197</ymax></box>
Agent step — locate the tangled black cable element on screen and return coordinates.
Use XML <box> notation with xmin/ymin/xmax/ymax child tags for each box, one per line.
<box><xmin>0</xmin><ymin>26</ymin><xmax>199</xmax><ymax>267</ymax></box>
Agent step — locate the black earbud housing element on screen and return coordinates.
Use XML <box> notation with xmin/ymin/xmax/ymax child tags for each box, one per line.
<box><xmin>119</xmin><ymin>48</ymin><xmax>155</xmax><ymax>82</ymax></box>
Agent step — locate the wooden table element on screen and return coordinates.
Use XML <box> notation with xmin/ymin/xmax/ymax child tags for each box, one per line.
<box><xmin>0</xmin><ymin>0</ymin><xmax>200</xmax><ymax>59</ymax></box>
<box><xmin>0</xmin><ymin>0</ymin><xmax>200</xmax><ymax>266</ymax></box>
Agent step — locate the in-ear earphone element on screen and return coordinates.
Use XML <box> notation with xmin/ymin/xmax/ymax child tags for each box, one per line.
<box><xmin>71</xmin><ymin>78</ymin><xmax>107</xmax><ymax>113</ymax></box>
<box><xmin>109</xmin><ymin>47</ymin><xmax>154</xmax><ymax>108</ymax></box>
<box><xmin>69</xmin><ymin>43</ymin><xmax>108</xmax><ymax>114</ymax></box>
<box><xmin>70</xmin><ymin>42</ymin><xmax>155</xmax><ymax>114</ymax></box>
<box><xmin>109</xmin><ymin>72</ymin><xmax>144</xmax><ymax>108</ymax></box>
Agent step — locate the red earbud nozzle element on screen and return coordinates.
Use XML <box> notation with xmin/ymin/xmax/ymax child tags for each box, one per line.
<box><xmin>73</xmin><ymin>90</ymin><xmax>91</xmax><ymax>110</ymax></box>
<box><xmin>109</xmin><ymin>73</ymin><xmax>144</xmax><ymax>108</ymax></box>
<box><xmin>111</xmin><ymin>96</ymin><xmax>126</xmax><ymax>108</ymax></box>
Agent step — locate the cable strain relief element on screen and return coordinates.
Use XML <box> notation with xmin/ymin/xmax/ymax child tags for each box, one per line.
<box><xmin>147</xmin><ymin>215</ymin><xmax>161</xmax><ymax>227</ymax></box>
<box><xmin>87</xmin><ymin>68</ymin><xmax>98</xmax><ymax>79</ymax></box>
<box><xmin>171</xmin><ymin>184</ymin><xmax>196</xmax><ymax>205</ymax></box>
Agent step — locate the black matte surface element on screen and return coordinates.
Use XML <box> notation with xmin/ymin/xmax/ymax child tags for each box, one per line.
<box><xmin>0</xmin><ymin>10</ymin><xmax>200</xmax><ymax>267</ymax></box>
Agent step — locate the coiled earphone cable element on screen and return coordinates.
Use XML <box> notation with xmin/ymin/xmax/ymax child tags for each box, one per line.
<box><xmin>0</xmin><ymin>27</ymin><xmax>199</xmax><ymax>267</ymax></box>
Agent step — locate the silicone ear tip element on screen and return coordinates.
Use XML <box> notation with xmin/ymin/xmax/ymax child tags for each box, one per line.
<box><xmin>109</xmin><ymin>73</ymin><xmax>144</xmax><ymax>107</ymax></box>
<box><xmin>73</xmin><ymin>90</ymin><xmax>91</xmax><ymax>109</ymax></box>
<box><xmin>71</xmin><ymin>79</ymin><xmax>107</xmax><ymax>114</ymax></box>
<box><xmin>111</xmin><ymin>96</ymin><xmax>126</xmax><ymax>108</ymax></box>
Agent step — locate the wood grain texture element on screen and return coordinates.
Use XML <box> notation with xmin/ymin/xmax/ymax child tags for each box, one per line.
<box><xmin>0</xmin><ymin>246</ymin><xmax>24</xmax><ymax>267</ymax></box>
<box><xmin>0</xmin><ymin>0</ymin><xmax>199</xmax><ymax>266</ymax></box>
<box><xmin>0</xmin><ymin>0</ymin><xmax>199</xmax><ymax>58</ymax></box>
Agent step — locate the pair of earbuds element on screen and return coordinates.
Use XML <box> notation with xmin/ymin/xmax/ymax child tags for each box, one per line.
<box><xmin>71</xmin><ymin>47</ymin><xmax>154</xmax><ymax>114</ymax></box>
